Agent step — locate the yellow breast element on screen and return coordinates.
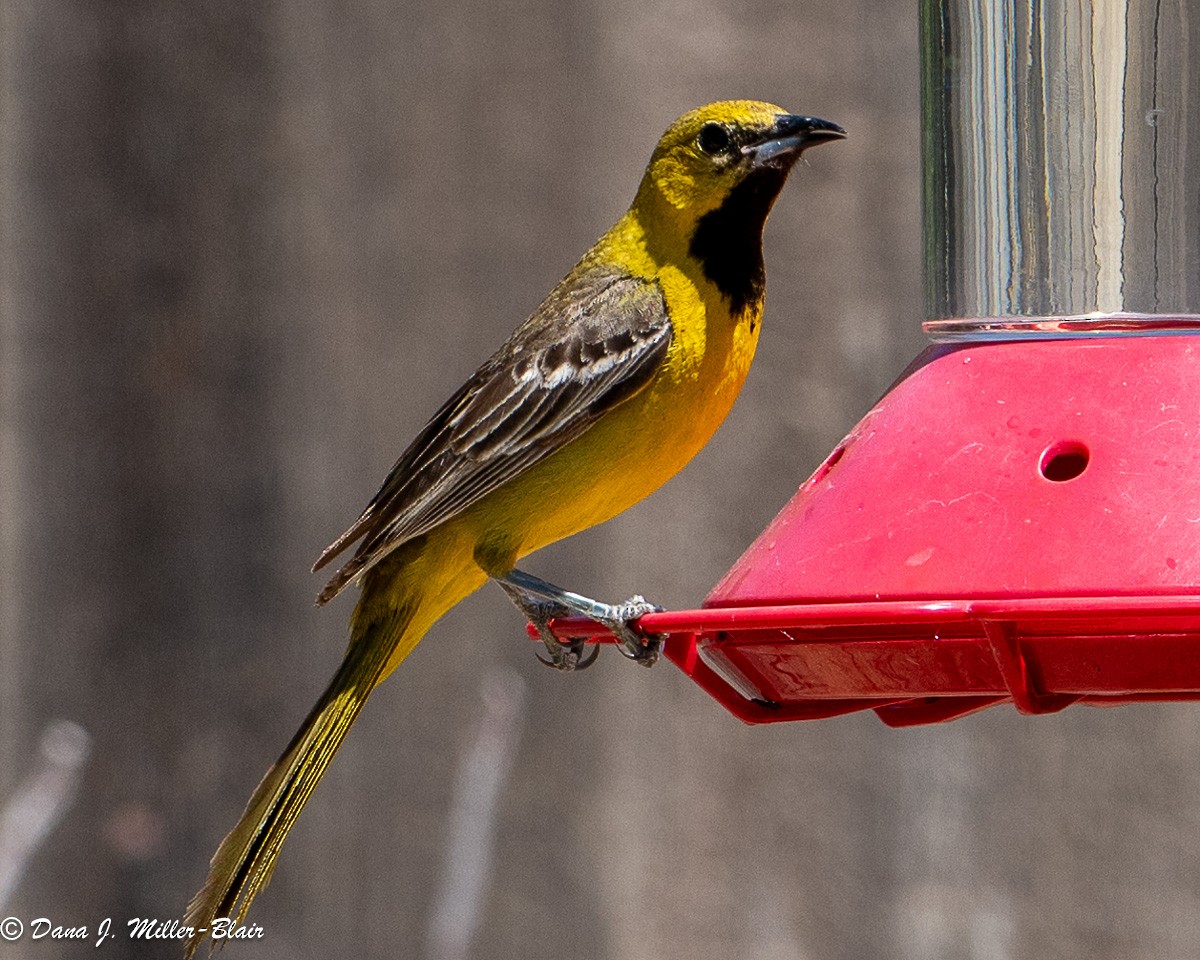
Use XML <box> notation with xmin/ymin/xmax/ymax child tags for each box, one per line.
<box><xmin>463</xmin><ymin>270</ymin><xmax>761</xmax><ymax>563</ymax></box>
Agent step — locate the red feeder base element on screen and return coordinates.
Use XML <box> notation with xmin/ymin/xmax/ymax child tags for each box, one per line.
<box><xmin>539</xmin><ymin>327</ymin><xmax>1200</xmax><ymax>725</ymax></box>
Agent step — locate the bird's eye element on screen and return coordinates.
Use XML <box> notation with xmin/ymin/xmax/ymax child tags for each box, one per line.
<box><xmin>697</xmin><ymin>122</ymin><xmax>732</xmax><ymax>156</ymax></box>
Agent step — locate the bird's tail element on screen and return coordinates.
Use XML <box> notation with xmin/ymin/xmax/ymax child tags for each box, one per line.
<box><xmin>182</xmin><ymin>599</ymin><xmax>415</xmax><ymax>958</ymax></box>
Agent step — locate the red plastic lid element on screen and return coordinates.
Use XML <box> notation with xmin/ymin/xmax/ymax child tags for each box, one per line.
<box><xmin>714</xmin><ymin>330</ymin><xmax>1200</xmax><ymax>602</ymax></box>
<box><xmin>689</xmin><ymin>326</ymin><xmax>1200</xmax><ymax>724</ymax></box>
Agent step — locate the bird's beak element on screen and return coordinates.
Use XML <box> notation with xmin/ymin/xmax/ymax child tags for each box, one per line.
<box><xmin>745</xmin><ymin>115</ymin><xmax>846</xmax><ymax>168</ymax></box>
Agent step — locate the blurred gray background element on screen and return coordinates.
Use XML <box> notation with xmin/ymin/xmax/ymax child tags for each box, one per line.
<box><xmin>3</xmin><ymin>1</ymin><xmax>1200</xmax><ymax>958</ymax></box>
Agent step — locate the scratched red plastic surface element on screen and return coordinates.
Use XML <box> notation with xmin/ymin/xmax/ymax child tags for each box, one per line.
<box><xmin>663</xmin><ymin>333</ymin><xmax>1200</xmax><ymax>725</ymax></box>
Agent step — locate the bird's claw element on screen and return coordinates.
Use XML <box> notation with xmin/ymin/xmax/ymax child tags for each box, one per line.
<box><xmin>605</xmin><ymin>595</ymin><xmax>664</xmax><ymax>667</ymax></box>
<box><xmin>535</xmin><ymin>637</ymin><xmax>601</xmax><ymax>671</ymax></box>
<box><xmin>524</xmin><ymin>599</ymin><xmax>601</xmax><ymax>672</ymax></box>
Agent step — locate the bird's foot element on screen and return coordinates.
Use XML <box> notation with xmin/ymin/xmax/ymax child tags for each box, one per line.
<box><xmin>528</xmin><ymin>599</ymin><xmax>602</xmax><ymax>672</ymax></box>
<box><xmin>599</xmin><ymin>596</ymin><xmax>663</xmax><ymax>667</ymax></box>
<box><xmin>537</xmin><ymin>636</ymin><xmax>601</xmax><ymax>672</ymax></box>
<box><xmin>495</xmin><ymin>581</ymin><xmax>600</xmax><ymax>671</ymax></box>
<box><xmin>493</xmin><ymin>571</ymin><xmax>664</xmax><ymax>670</ymax></box>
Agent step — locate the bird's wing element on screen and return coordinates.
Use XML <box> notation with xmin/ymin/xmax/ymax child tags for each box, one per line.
<box><xmin>313</xmin><ymin>266</ymin><xmax>672</xmax><ymax>603</ymax></box>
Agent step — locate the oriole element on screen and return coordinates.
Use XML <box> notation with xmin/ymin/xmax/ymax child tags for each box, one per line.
<box><xmin>184</xmin><ymin>99</ymin><xmax>843</xmax><ymax>955</ymax></box>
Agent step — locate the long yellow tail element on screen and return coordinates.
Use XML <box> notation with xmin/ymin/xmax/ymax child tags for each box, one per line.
<box><xmin>182</xmin><ymin>599</ymin><xmax>414</xmax><ymax>958</ymax></box>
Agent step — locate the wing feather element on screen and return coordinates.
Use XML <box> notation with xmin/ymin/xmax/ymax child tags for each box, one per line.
<box><xmin>313</xmin><ymin>267</ymin><xmax>671</xmax><ymax>604</ymax></box>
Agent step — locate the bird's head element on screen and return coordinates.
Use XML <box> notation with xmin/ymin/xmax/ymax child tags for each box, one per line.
<box><xmin>624</xmin><ymin>100</ymin><xmax>844</xmax><ymax>312</ymax></box>
<box><xmin>635</xmin><ymin>100</ymin><xmax>845</xmax><ymax>222</ymax></box>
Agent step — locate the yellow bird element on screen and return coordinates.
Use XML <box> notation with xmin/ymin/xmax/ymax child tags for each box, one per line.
<box><xmin>184</xmin><ymin>99</ymin><xmax>843</xmax><ymax>954</ymax></box>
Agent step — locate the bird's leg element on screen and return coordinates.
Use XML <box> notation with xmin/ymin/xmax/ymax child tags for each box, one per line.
<box><xmin>492</xmin><ymin>568</ymin><xmax>663</xmax><ymax>668</ymax></box>
<box><xmin>494</xmin><ymin>578</ymin><xmax>598</xmax><ymax>671</ymax></box>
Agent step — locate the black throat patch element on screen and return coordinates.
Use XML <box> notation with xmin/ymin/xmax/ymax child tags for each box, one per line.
<box><xmin>688</xmin><ymin>167</ymin><xmax>789</xmax><ymax>315</ymax></box>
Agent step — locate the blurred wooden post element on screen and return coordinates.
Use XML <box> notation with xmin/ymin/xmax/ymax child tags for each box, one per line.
<box><xmin>2</xmin><ymin>0</ymin><xmax>291</xmax><ymax>930</ymax></box>
<box><xmin>0</xmin><ymin>0</ymin><xmax>25</xmax><ymax>798</ymax></box>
